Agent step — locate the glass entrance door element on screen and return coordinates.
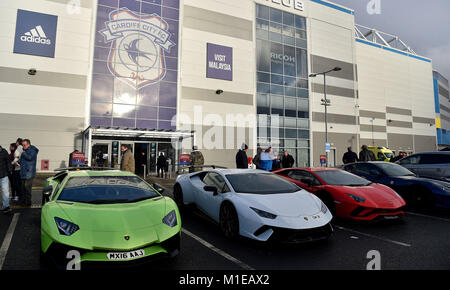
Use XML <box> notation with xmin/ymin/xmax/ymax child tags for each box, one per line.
<box><xmin>92</xmin><ymin>143</ymin><xmax>110</xmax><ymax>168</ymax></box>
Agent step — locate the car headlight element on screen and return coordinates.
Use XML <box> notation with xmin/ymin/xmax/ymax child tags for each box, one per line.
<box><xmin>345</xmin><ymin>193</ymin><xmax>366</xmax><ymax>203</ymax></box>
<box><xmin>54</xmin><ymin>217</ymin><xmax>79</xmax><ymax>236</ymax></box>
<box><xmin>162</xmin><ymin>210</ymin><xmax>178</xmax><ymax>227</ymax></box>
<box><xmin>250</xmin><ymin>207</ymin><xmax>277</xmax><ymax>219</ymax></box>
<box><xmin>321</xmin><ymin>202</ymin><xmax>328</xmax><ymax>214</ymax></box>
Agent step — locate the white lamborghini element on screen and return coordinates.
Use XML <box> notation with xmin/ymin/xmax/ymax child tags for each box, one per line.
<box><xmin>174</xmin><ymin>169</ymin><xmax>333</xmax><ymax>243</ymax></box>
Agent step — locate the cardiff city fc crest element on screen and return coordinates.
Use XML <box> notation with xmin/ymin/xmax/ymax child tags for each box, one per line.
<box><xmin>100</xmin><ymin>8</ymin><xmax>175</xmax><ymax>89</ymax></box>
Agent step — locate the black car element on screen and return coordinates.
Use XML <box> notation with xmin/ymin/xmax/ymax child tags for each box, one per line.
<box><xmin>343</xmin><ymin>162</ymin><xmax>450</xmax><ymax>209</ymax></box>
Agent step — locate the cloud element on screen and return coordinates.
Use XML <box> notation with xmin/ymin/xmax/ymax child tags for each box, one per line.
<box><xmin>425</xmin><ymin>42</ymin><xmax>450</xmax><ymax>78</ymax></box>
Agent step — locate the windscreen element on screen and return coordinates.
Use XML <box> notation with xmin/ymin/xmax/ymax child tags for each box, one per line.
<box><xmin>226</xmin><ymin>173</ymin><xmax>300</xmax><ymax>194</ymax></box>
<box><xmin>58</xmin><ymin>176</ymin><xmax>159</xmax><ymax>204</ymax></box>
<box><xmin>377</xmin><ymin>163</ymin><xmax>415</xmax><ymax>177</ymax></box>
<box><xmin>314</xmin><ymin>170</ymin><xmax>371</xmax><ymax>186</ymax></box>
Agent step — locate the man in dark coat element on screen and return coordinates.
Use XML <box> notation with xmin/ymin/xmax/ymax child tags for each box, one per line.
<box><xmin>157</xmin><ymin>153</ymin><xmax>167</xmax><ymax>178</ymax></box>
<box><xmin>281</xmin><ymin>151</ymin><xmax>295</xmax><ymax>168</ymax></box>
<box><xmin>19</xmin><ymin>139</ymin><xmax>39</xmax><ymax>207</ymax></box>
<box><xmin>236</xmin><ymin>144</ymin><xmax>249</xmax><ymax>169</ymax></box>
<box><xmin>359</xmin><ymin>145</ymin><xmax>376</xmax><ymax>162</ymax></box>
<box><xmin>0</xmin><ymin>145</ymin><xmax>12</xmax><ymax>213</ymax></box>
<box><xmin>342</xmin><ymin>147</ymin><xmax>359</xmax><ymax>164</ymax></box>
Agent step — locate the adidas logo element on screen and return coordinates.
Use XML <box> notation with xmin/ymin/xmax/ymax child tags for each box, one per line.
<box><xmin>20</xmin><ymin>25</ymin><xmax>51</xmax><ymax>45</ymax></box>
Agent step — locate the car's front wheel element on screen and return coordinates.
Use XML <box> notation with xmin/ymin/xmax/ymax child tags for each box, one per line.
<box><xmin>173</xmin><ymin>184</ymin><xmax>184</xmax><ymax>210</ymax></box>
<box><xmin>219</xmin><ymin>203</ymin><xmax>239</xmax><ymax>239</ymax></box>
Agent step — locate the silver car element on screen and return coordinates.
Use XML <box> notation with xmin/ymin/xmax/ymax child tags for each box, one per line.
<box><xmin>396</xmin><ymin>152</ymin><xmax>450</xmax><ymax>182</ymax></box>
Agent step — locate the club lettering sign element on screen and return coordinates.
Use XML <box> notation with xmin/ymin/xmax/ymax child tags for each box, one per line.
<box><xmin>206</xmin><ymin>43</ymin><xmax>233</xmax><ymax>81</ymax></box>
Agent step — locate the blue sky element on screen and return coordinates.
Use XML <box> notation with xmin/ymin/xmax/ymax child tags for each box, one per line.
<box><xmin>330</xmin><ymin>0</ymin><xmax>450</xmax><ymax>79</ymax></box>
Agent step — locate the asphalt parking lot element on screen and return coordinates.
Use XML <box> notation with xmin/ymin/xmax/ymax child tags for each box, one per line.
<box><xmin>1</xmin><ymin>187</ymin><xmax>450</xmax><ymax>270</ymax></box>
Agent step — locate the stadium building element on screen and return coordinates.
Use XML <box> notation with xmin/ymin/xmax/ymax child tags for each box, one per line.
<box><xmin>433</xmin><ymin>71</ymin><xmax>450</xmax><ymax>149</ymax></box>
<box><xmin>0</xmin><ymin>0</ymin><xmax>440</xmax><ymax>172</ymax></box>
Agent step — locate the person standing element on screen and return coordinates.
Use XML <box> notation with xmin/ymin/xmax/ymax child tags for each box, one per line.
<box><xmin>236</xmin><ymin>144</ymin><xmax>249</xmax><ymax>169</ymax></box>
<box><xmin>281</xmin><ymin>151</ymin><xmax>295</xmax><ymax>168</ymax></box>
<box><xmin>120</xmin><ymin>144</ymin><xmax>135</xmax><ymax>173</ymax></box>
<box><xmin>342</xmin><ymin>147</ymin><xmax>359</xmax><ymax>164</ymax></box>
<box><xmin>359</xmin><ymin>145</ymin><xmax>376</xmax><ymax>162</ymax></box>
<box><xmin>19</xmin><ymin>139</ymin><xmax>39</xmax><ymax>207</ymax></box>
<box><xmin>12</xmin><ymin>139</ymin><xmax>23</xmax><ymax>202</ymax></box>
<box><xmin>8</xmin><ymin>143</ymin><xmax>20</xmax><ymax>202</ymax></box>
<box><xmin>260</xmin><ymin>147</ymin><xmax>276</xmax><ymax>171</ymax></box>
<box><xmin>190</xmin><ymin>146</ymin><xmax>204</xmax><ymax>172</ymax></box>
<box><xmin>0</xmin><ymin>145</ymin><xmax>12</xmax><ymax>214</ymax></box>
<box><xmin>157</xmin><ymin>152</ymin><xmax>167</xmax><ymax>178</ymax></box>
<box><xmin>253</xmin><ymin>148</ymin><xmax>263</xmax><ymax>169</ymax></box>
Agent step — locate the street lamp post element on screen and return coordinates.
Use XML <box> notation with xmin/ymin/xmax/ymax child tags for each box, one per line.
<box><xmin>310</xmin><ymin>67</ymin><xmax>342</xmax><ymax>167</ymax></box>
<box><xmin>370</xmin><ymin>117</ymin><xmax>375</xmax><ymax>146</ymax></box>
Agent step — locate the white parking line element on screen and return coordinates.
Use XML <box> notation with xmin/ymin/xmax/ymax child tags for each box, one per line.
<box><xmin>0</xmin><ymin>213</ymin><xmax>20</xmax><ymax>270</ymax></box>
<box><xmin>335</xmin><ymin>226</ymin><xmax>411</xmax><ymax>247</ymax></box>
<box><xmin>182</xmin><ymin>228</ymin><xmax>255</xmax><ymax>270</ymax></box>
<box><xmin>405</xmin><ymin>211</ymin><xmax>450</xmax><ymax>223</ymax></box>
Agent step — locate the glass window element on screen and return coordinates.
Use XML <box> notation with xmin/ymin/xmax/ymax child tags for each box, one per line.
<box><xmin>257</xmin><ymin>40</ymin><xmax>271</xmax><ymax>72</ymax></box>
<box><xmin>297</xmin><ymin>88</ymin><xmax>309</xmax><ymax>98</ymax></box>
<box><xmin>297</xmin><ymin>118</ymin><xmax>309</xmax><ymax>129</ymax></box>
<box><xmin>285</xmin><ymin>129</ymin><xmax>297</xmax><ymax>138</ymax></box>
<box><xmin>298</xmin><ymin>130</ymin><xmax>309</xmax><ymax>139</ymax></box>
<box><xmin>283</xmin><ymin>45</ymin><xmax>296</xmax><ymax>77</ymax></box>
<box><xmin>271</xmin><ymin>84</ymin><xmax>284</xmax><ymax>95</ymax></box>
<box><xmin>314</xmin><ymin>170</ymin><xmax>371</xmax><ymax>186</ymax></box>
<box><xmin>271</xmin><ymin>74</ymin><xmax>283</xmax><ymax>85</ymax></box>
<box><xmin>419</xmin><ymin>154</ymin><xmax>450</xmax><ymax>164</ymax></box>
<box><xmin>288</xmin><ymin>170</ymin><xmax>321</xmax><ymax>186</ymax></box>
<box><xmin>296</xmin><ymin>48</ymin><xmax>308</xmax><ymax>78</ymax></box>
<box><xmin>283</xmin><ymin>12</ymin><xmax>294</xmax><ymax>26</ymax></box>
<box><xmin>257</xmin><ymin>82</ymin><xmax>270</xmax><ymax>94</ymax></box>
<box><xmin>257</xmin><ymin>93</ymin><xmax>269</xmax><ymax>109</ymax></box>
<box><xmin>256</xmin><ymin>4</ymin><xmax>270</xmax><ymax>20</ymax></box>
<box><xmin>256</xmin><ymin>18</ymin><xmax>269</xmax><ymax>30</ymax></box>
<box><xmin>282</xmin><ymin>25</ymin><xmax>295</xmax><ymax>37</ymax></box>
<box><xmin>297</xmin><ymin>98</ymin><xmax>309</xmax><ymax>111</ymax></box>
<box><xmin>203</xmin><ymin>172</ymin><xmax>230</xmax><ymax>193</ymax></box>
<box><xmin>226</xmin><ymin>173</ymin><xmax>300</xmax><ymax>194</ymax></box>
<box><xmin>59</xmin><ymin>176</ymin><xmax>159</xmax><ymax>204</ymax></box>
<box><xmin>295</xmin><ymin>15</ymin><xmax>306</xmax><ymax>30</ymax></box>
<box><xmin>257</xmin><ymin>72</ymin><xmax>270</xmax><ymax>83</ymax></box>
<box><xmin>270</xmin><ymin>42</ymin><xmax>283</xmax><ymax>74</ymax></box>
<box><xmin>270</xmin><ymin>7</ymin><xmax>282</xmax><ymax>23</ymax></box>
<box><xmin>271</xmin><ymin>95</ymin><xmax>284</xmax><ymax>109</ymax></box>
<box><xmin>284</xmin><ymin>116</ymin><xmax>297</xmax><ymax>128</ymax></box>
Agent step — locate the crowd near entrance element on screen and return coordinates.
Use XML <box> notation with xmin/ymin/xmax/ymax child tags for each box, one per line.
<box><xmin>91</xmin><ymin>141</ymin><xmax>176</xmax><ymax>177</ymax></box>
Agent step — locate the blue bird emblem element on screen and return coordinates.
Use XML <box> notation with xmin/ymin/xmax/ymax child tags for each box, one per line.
<box><xmin>123</xmin><ymin>38</ymin><xmax>156</xmax><ymax>67</ymax></box>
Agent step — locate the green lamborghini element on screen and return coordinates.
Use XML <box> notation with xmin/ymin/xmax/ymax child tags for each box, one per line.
<box><xmin>40</xmin><ymin>168</ymin><xmax>181</xmax><ymax>269</ymax></box>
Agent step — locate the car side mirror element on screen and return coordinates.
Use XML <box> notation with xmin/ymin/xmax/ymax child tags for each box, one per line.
<box><xmin>42</xmin><ymin>185</ymin><xmax>53</xmax><ymax>204</ymax></box>
<box><xmin>152</xmin><ymin>183</ymin><xmax>165</xmax><ymax>194</ymax></box>
<box><xmin>204</xmin><ymin>185</ymin><xmax>218</xmax><ymax>196</ymax></box>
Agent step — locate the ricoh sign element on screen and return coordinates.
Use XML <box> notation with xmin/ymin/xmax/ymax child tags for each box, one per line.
<box><xmin>264</xmin><ymin>0</ymin><xmax>305</xmax><ymax>11</ymax></box>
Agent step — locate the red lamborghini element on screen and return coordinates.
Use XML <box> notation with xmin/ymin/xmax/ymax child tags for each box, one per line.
<box><xmin>273</xmin><ymin>168</ymin><xmax>406</xmax><ymax>221</ymax></box>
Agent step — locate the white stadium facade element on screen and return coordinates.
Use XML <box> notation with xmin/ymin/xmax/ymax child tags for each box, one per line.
<box><xmin>0</xmin><ymin>0</ymin><xmax>445</xmax><ymax>172</ymax></box>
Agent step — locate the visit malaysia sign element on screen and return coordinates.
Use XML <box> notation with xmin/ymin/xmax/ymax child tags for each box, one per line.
<box><xmin>206</xmin><ymin>43</ymin><xmax>233</xmax><ymax>81</ymax></box>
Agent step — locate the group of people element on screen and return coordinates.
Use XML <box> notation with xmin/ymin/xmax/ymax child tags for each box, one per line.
<box><xmin>342</xmin><ymin>145</ymin><xmax>407</xmax><ymax>164</ymax></box>
<box><xmin>120</xmin><ymin>144</ymin><xmax>171</xmax><ymax>178</ymax></box>
<box><xmin>235</xmin><ymin>144</ymin><xmax>295</xmax><ymax>171</ymax></box>
<box><xmin>1</xmin><ymin>138</ymin><xmax>39</xmax><ymax>214</ymax></box>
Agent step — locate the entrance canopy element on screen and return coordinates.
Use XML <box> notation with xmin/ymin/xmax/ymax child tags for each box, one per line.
<box><xmin>82</xmin><ymin>126</ymin><xmax>194</xmax><ymax>167</ymax></box>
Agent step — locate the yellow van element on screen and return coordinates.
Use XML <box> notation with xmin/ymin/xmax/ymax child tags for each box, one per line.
<box><xmin>367</xmin><ymin>146</ymin><xmax>394</xmax><ymax>162</ymax></box>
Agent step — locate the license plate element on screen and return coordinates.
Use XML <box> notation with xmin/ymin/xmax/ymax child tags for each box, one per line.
<box><xmin>107</xmin><ymin>249</ymin><xmax>145</xmax><ymax>261</ymax></box>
